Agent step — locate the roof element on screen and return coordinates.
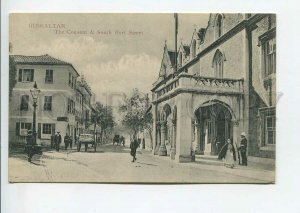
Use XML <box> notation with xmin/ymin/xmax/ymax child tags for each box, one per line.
<box><xmin>10</xmin><ymin>54</ymin><xmax>79</xmax><ymax>76</ymax></box>
<box><xmin>167</xmin><ymin>51</ymin><xmax>176</xmax><ymax>67</ymax></box>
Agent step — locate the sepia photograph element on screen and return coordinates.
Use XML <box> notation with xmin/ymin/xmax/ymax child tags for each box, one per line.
<box><xmin>8</xmin><ymin>13</ymin><xmax>276</xmax><ymax>183</ymax></box>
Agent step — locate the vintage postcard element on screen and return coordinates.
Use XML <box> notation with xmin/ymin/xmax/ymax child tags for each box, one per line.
<box><xmin>8</xmin><ymin>13</ymin><xmax>276</xmax><ymax>183</ymax></box>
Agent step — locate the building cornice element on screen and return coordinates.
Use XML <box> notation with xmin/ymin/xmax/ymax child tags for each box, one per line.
<box><xmin>153</xmin><ymin>88</ymin><xmax>244</xmax><ymax>105</ymax></box>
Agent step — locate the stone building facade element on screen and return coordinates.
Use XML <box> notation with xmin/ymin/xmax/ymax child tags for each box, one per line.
<box><xmin>151</xmin><ymin>13</ymin><xmax>276</xmax><ymax>162</ymax></box>
<box><xmin>9</xmin><ymin>54</ymin><xmax>95</xmax><ymax>146</ymax></box>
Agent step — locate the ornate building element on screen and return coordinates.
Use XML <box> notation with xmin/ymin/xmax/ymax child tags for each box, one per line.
<box><xmin>151</xmin><ymin>14</ymin><xmax>276</xmax><ymax>162</ymax></box>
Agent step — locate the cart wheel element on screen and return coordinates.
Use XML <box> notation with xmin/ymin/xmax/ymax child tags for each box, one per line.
<box><xmin>94</xmin><ymin>142</ymin><xmax>97</xmax><ymax>152</ymax></box>
<box><xmin>85</xmin><ymin>144</ymin><xmax>88</xmax><ymax>152</ymax></box>
<box><xmin>77</xmin><ymin>143</ymin><xmax>81</xmax><ymax>152</ymax></box>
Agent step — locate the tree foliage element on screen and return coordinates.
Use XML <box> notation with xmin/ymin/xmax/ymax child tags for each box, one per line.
<box><xmin>91</xmin><ymin>102</ymin><xmax>115</xmax><ymax>142</ymax></box>
<box><xmin>119</xmin><ymin>88</ymin><xmax>153</xmax><ymax>142</ymax></box>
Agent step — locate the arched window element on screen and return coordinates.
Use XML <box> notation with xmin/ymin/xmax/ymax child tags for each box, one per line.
<box><xmin>178</xmin><ymin>52</ymin><xmax>182</xmax><ymax>67</ymax></box>
<box><xmin>213</xmin><ymin>50</ymin><xmax>224</xmax><ymax>78</ymax></box>
<box><xmin>192</xmin><ymin>40</ymin><xmax>196</xmax><ymax>58</ymax></box>
<box><xmin>215</xmin><ymin>14</ymin><xmax>223</xmax><ymax>38</ymax></box>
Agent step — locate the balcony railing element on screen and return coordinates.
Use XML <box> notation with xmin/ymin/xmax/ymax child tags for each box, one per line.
<box><xmin>154</xmin><ymin>73</ymin><xmax>244</xmax><ymax>101</ymax></box>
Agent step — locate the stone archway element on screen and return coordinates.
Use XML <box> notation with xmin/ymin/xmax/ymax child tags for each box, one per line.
<box><xmin>194</xmin><ymin>100</ymin><xmax>235</xmax><ymax>155</ymax></box>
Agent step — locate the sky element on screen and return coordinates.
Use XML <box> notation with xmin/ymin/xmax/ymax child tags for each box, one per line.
<box><xmin>9</xmin><ymin>13</ymin><xmax>209</xmax><ymax>103</ymax></box>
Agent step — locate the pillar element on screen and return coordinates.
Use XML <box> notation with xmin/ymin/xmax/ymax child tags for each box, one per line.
<box><xmin>154</xmin><ymin>122</ymin><xmax>160</xmax><ymax>155</ymax></box>
<box><xmin>158</xmin><ymin>121</ymin><xmax>167</xmax><ymax>156</ymax></box>
<box><xmin>152</xmin><ymin>104</ymin><xmax>157</xmax><ymax>154</ymax></box>
<box><xmin>170</xmin><ymin>118</ymin><xmax>176</xmax><ymax>160</ymax></box>
<box><xmin>232</xmin><ymin>120</ymin><xmax>240</xmax><ymax>146</ymax></box>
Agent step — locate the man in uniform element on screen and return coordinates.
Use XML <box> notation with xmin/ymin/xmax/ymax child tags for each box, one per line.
<box><xmin>240</xmin><ymin>132</ymin><xmax>248</xmax><ymax>166</ymax></box>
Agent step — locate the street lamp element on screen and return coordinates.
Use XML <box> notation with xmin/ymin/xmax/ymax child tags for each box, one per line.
<box><xmin>30</xmin><ymin>81</ymin><xmax>41</xmax><ymax>145</ymax></box>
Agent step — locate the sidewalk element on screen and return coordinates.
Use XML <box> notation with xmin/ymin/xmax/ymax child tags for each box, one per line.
<box><xmin>141</xmin><ymin>149</ymin><xmax>275</xmax><ymax>183</ymax></box>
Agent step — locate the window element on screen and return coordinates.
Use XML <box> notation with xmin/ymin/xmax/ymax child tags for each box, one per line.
<box><xmin>42</xmin><ymin>123</ymin><xmax>52</xmax><ymax>134</ymax></box>
<box><xmin>17</xmin><ymin>122</ymin><xmax>32</xmax><ymax>136</ymax></box>
<box><xmin>259</xmin><ymin>107</ymin><xmax>276</xmax><ymax>147</ymax></box>
<box><xmin>263</xmin><ymin>37</ymin><xmax>276</xmax><ymax>77</ymax></box>
<box><xmin>213</xmin><ymin>50</ymin><xmax>224</xmax><ymax>78</ymax></box>
<box><xmin>68</xmin><ymin>98</ymin><xmax>75</xmax><ymax>114</ymax></box>
<box><xmin>18</xmin><ymin>69</ymin><xmax>34</xmax><ymax>82</ymax></box>
<box><xmin>45</xmin><ymin>70</ymin><xmax>53</xmax><ymax>83</ymax></box>
<box><xmin>192</xmin><ymin>40</ymin><xmax>196</xmax><ymax>58</ymax></box>
<box><xmin>69</xmin><ymin>73</ymin><xmax>72</xmax><ymax>87</ymax></box>
<box><xmin>265</xmin><ymin>116</ymin><xmax>276</xmax><ymax>145</ymax></box>
<box><xmin>215</xmin><ymin>14</ymin><xmax>223</xmax><ymax>38</ymax></box>
<box><xmin>20</xmin><ymin>95</ymin><xmax>29</xmax><ymax>111</ymax></box>
<box><xmin>44</xmin><ymin>96</ymin><xmax>52</xmax><ymax>111</ymax></box>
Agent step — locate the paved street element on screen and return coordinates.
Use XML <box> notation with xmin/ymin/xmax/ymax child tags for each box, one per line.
<box><xmin>9</xmin><ymin>143</ymin><xmax>274</xmax><ymax>183</ymax></box>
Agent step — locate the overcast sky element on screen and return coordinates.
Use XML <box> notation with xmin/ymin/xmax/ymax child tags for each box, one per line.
<box><xmin>10</xmin><ymin>13</ymin><xmax>209</xmax><ymax>103</ymax></box>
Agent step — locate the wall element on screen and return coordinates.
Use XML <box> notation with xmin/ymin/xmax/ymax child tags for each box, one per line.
<box><xmin>248</xmin><ymin>15</ymin><xmax>276</xmax><ymax>158</ymax></box>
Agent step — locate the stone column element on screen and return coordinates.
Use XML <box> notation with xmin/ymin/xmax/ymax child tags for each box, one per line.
<box><xmin>152</xmin><ymin>104</ymin><xmax>157</xmax><ymax>154</ymax></box>
<box><xmin>158</xmin><ymin>121</ymin><xmax>167</xmax><ymax>156</ymax></box>
<box><xmin>154</xmin><ymin>122</ymin><xmax>161</xmax><ymax>155</ymax></box>
<box><xmin>232</xmin><ymin>120</ymin><xmax>240</xmax><ymax>146</ymax></box>
<box><xmin>170</xmin><ymin>118</ymin><xmax>176</xmax><ymax>160</ymax></box>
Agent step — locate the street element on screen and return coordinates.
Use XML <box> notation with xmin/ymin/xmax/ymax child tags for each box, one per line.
<box><xmin>9</xmin><ymin>143</ymin><xmax>274</xmax><ymax>183</ymax></box>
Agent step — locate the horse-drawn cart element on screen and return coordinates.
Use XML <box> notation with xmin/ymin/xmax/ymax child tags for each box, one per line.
<box><xmin>77</xmin><ymin>134</ymin><xmax>97</xmax><ymax>152</ymax></box>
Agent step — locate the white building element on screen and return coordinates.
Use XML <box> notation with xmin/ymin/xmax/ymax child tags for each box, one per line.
<box><xmin>9</xmin><ymin>54</ymin><xmax>80</xmax><ymax>145</ymax></box>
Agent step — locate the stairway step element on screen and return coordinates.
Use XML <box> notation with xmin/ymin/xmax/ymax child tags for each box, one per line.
<box><xmin>196</xmin><ymin>155</ymin><xmax>219</xmax><ymax>161</ymax></box>
<box><xmin>195</xmin><ymin>158</ymin><xmax>224</xmax><ymax>166</ymax></box>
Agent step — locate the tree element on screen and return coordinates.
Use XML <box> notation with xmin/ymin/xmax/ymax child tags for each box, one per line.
<box><xmin>91</xmin><ymin>102</ymin><xmax>114</xmax><ymax>143</ymax></box>
<box><xmin>119</xmin><ymin>88</ymin><xmax>153</xmax><ymax>147</ymax></box>
<box><xmin>9</xmin><ymin>56</ymin><xmax>17</xmax><ymax>100</ymax></box>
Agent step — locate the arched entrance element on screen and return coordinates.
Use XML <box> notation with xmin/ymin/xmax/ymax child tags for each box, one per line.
<box><xmin>194</xmin><ymin>101</ymin><xmax>233</xmax><ymax>155</ymax></box>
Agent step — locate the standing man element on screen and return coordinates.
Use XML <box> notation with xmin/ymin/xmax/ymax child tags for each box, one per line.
<box><xmin>64</xmin><ymin>134</ymin><xmax>70</xmax><ymax>150</ymax></box>
<box><xmin>55</xmin><ymin>132</ymin><xmax>62</xmax><ymax>152</ymax></box>
<box><xmin>240</xmin><ymin>132</ymin><xmax>248</xmax><ymax>166</ymax></box>
<box><xmin>130</xmin><ymin>139</ymin><xmax>139</xmax><ymax>162</ymax></box>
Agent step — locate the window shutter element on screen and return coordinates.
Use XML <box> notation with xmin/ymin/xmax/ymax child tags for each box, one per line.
<box><xmin>18</xmin><ymin>69</ymin><xmax>22</xmax><ymax>82</ymax></box>
<box><xmin>38</xmin><ymin>123</ymin><xmax>41</xmax><ymax>139</ymax></box>
<box><xmin>30</xmin><ymin>69</ymin><xmax>34</xmax><ymax>82</ymax></box>
<box><xmin>51</xmin><ymin>123</ymin><xmax>56</xmax><ymax>135</ymax></box>
<box><xmin>16</xmin><ymin>122</ymin><xmax>20</xmax><ymax>136</ymax></box>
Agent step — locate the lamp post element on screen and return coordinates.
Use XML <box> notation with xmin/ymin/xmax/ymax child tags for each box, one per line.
<box><xmin>30</xmin><ymin>81</ymin><xmax>41</xmax><ymax>145</ymax></box>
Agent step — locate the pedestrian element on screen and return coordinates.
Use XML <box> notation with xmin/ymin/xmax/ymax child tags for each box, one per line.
<box><xmin>69</xmin><ymin>136</ymin><xmax>73</xmax><ymax>149</ymax></box>
<box><xmin>26</xmin><ymin>130</ymin><xmax>34</xmax><ymax>162</ymax></box>
<box><xmin>239</xmin><ymin>132</ymin><xmax>248</xmax><ymax>166</ymax></box>
<box><xmin>50</xmin><ymin>132</ymin><xmax>55</xmax><ymax>149</ymax></box>
<box><xmin>55</xmin><ymin>131</ymin><xmax>61</xmax><ymax>152</ymax></box>
<box><xmin>218</xmin><ymin>138</ymin><xmax>236</xmax><ymax>168</ymax></box>
<box><xmin>130</xmin><ymin>139</ymin><xmax>139</xmax><ymax>162</ymax></box>
<box><xmin>64</xmin><ymin>134</ymin><xmax>70</xmax><ymax>150</ymax></box>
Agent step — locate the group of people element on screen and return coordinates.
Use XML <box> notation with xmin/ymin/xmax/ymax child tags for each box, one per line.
<box><xmin>50</xmin><ymin>132</ymin><xmax>73</xmax><ymax>151</ymax></box>
<box><xmin>218</xmin><ymin>132</ymin><xmax>248</xmax><ymax>168</ymax></box>
<box><xmin>50</xmin><ymin>132</ymin><xmax>61</xmax><ymax>151</ymax></box>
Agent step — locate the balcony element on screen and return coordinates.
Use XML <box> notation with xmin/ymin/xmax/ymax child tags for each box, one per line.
<box><xmin>153</xmin><ymin>73</ymin><xmax>244</xmax><ymax>102</ymax></box>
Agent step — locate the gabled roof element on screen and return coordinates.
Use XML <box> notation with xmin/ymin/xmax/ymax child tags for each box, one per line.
<box><xmin>10</xmin><ymin>54</ymin><xmax>79</xmax><ymax>76</ymax></box>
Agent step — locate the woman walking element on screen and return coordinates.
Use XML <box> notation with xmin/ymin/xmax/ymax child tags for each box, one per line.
<box><xmin>218</xmin><ymin>138</ymin><xmax>236</xmax><ymax>168</ymax></box>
